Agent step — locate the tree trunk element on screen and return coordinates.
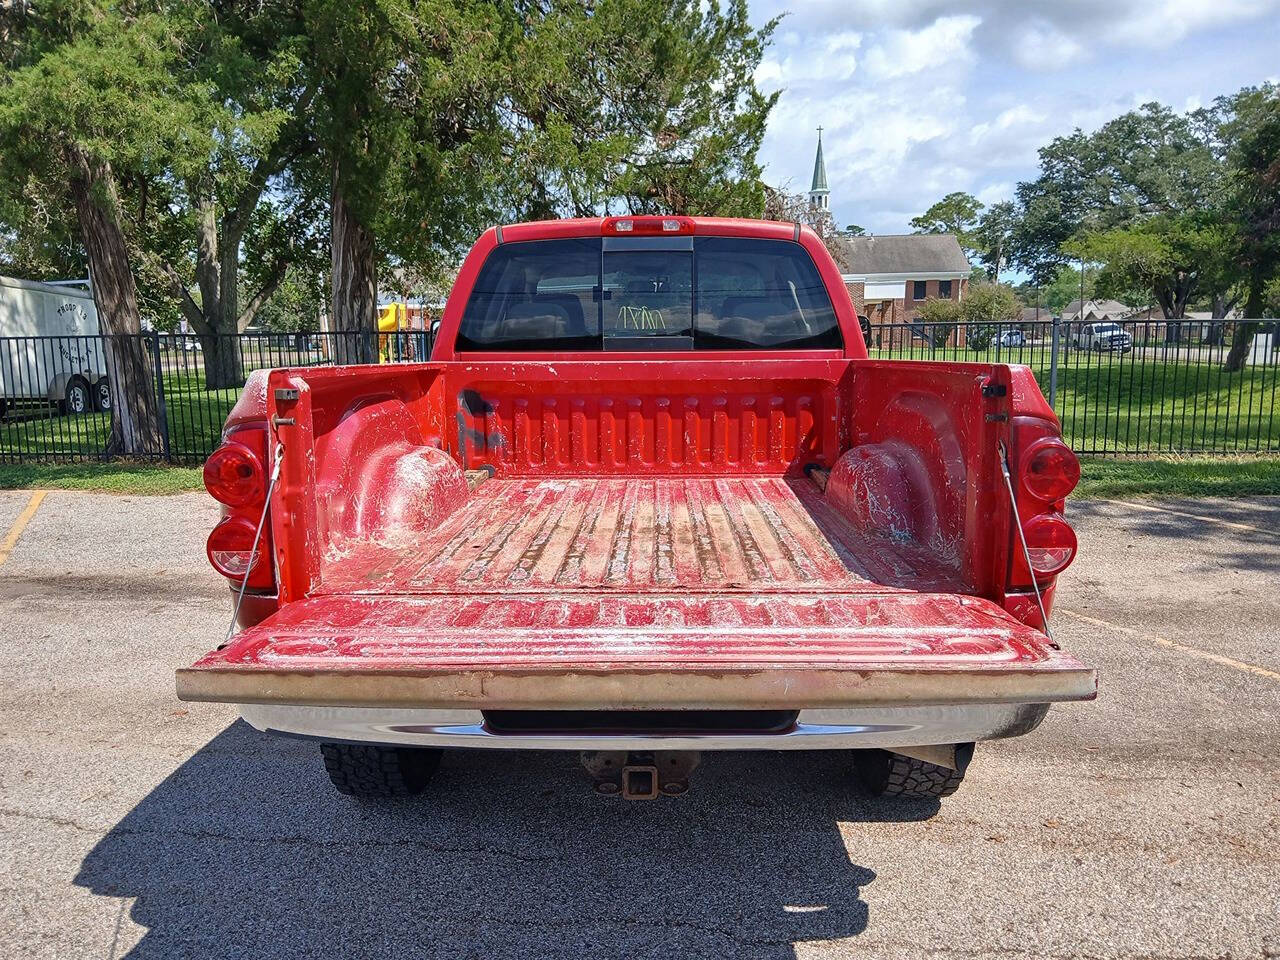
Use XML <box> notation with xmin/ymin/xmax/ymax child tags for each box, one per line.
<box><xmin>1204</xmin><ymin>292</ymin><xmax>1229</xmax><ymax>346</ymax></box>
<box><xmin>330</xmin><ymin>169</ymin><xmax>377</xmax><ymax>365</ymax></box>
<box><xmin>67</xmin><ymin>146</ymin><xmax>164</xmax><ymax>457</ymax></box>
<box><xmin>198</xmin><ymin>333</ymin><xmax>245</xmax><ymax>390</ymax></box>
<box><xmin>1223</xmin><ymin>277</ymin><xmax>1265</xmax><ymax>372</ymax></box>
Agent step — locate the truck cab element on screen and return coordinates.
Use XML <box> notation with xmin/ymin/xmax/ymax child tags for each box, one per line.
<box><xmin>179</xmin><ymin>216</ymin><xmax>1095</xmax><ymax>802</ymax></box>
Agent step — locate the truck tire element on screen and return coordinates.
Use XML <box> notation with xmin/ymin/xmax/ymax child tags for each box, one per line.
<box><xmin>320</xmin><ymin>743</ymin><xmax>442</xmax><ymax>798</ymax></box>
<box><xmin>852</xmin><ymin>747</ymin><xmax>972</xmax><ymax>799</ymax></box>
<box><xmin>93</xmin><ymin>378</ymin><xmax>112</xmax><ymax>412</ymax></box>
<box><xmin>63</xmin><ymin>376</ymin><xmax>91</xmax><ymax>415</ymax></box>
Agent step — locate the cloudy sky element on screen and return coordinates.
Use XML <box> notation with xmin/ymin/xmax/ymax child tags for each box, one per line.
<box><xmin>750</xmin><ymin>0</ymin><xmax>1280</xmax><ymax>236</ymax></box>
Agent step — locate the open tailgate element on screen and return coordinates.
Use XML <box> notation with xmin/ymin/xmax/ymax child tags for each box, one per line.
<box><xmin>178</xmin><ymin>593</ymin><xmax>1095</xmax><ymax>710</ymax></box>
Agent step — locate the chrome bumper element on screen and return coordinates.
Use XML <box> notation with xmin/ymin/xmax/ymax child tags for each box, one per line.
<box><xmin>239</xmin><ymin>702</ymin><xmax>1051</xmax><ymax>751</ymax></box>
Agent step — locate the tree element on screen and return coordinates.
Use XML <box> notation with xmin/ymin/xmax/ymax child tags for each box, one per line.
<box><xmin>0</xmin><ymin>1</ymin><xmax>178</xmax><ymax>454</ymax></box>
<box><xmin>911</xmin><ymin>191</ymin><xmax>982</xmax><ymax>240</ymax></box>
<box><xmin>304</xmin><ymin>0</ymin><xmax>507</xmax><ymax>364</ymax></box>
<box><xmin>1067</xmin><ymin>215</ymin><xmax>1230</xmax><ymax>323</ymax></box>
<box><xmin>504</xmin><ymin>0</ymin><xmax>778</xmax><ymax>220</ymax></box>
<box><xmin>1040</xmin><ymin>265</ymin><xmax>1094</xmax><ymax>315</ymax></box>
<box><xmin>763</xmin><ymin>186</ymin><xmax>838</xmax><ymax>245</ymax></box>
<box><xmin>1220</xmin><ymin>85</ymin><xmax>1280</xmax><ymax>371</ymax></box>
<box><xmin>972</xmin><ymin>200</ymin><xmax>1018</xmax><ymax>279</ymax></box>
<box><xmin>844</xmin><ymin>224</ymin><xmax>866</xmax><ymax>236</ymax></box>
<box><xmin>152</xmin><ymin>6</ymin><xmax>324</xmax><ymax>387</ymax></box>
<box><xmin>915</xmin><ymin>296</ymin><xmax>961</xmax><ymax>347</ymax></box>
<box><xmin>1011</xmin><ymin>102</ymin><xmax>1222</xmax><ymax>287</ymax></box>
<box><xmin>914</xmin><ymin>283</ymin><xmax>1021</xmax><ymax>349</ymax></box>
<box><xmin>960</xmin><ymin>282</ymin><xmax>1022</xmax><ymax>350</ymax></box>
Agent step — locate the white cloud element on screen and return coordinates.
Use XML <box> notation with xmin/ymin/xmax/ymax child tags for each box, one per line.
<box><xmin>862</xmin><ymin>15</ymin><xmax>980</xmax><ymax>80</ymax></box>
<box><xmin>1007</xmin><ymin>20</ymin><xmax>1084</xmax><ymax>71</ymax></box>
<box><xmin>751</xmin><ymin>0</ymin><xmax>1280</xmax><ymax>234</ymax></box>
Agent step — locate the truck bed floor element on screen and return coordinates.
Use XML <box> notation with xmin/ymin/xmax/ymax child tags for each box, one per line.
<box><xmin>321</xmin><ymin>477</ymin><xmax>958</xmax><ymax>596</ymax></box>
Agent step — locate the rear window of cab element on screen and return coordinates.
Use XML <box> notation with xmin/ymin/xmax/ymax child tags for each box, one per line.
<box><xmin>456</xmin><ymin>236</ymin><xmax>842</xmax><ymax>352</ymax></box>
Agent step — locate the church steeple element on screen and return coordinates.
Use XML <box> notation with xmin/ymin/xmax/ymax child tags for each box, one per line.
<box><xmin>809</xmin><ymin>127</ymin><xmax>830</xmax><ymax>211</ymax></box>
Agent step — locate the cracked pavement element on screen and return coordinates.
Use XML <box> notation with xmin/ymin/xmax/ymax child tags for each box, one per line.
<box><xmin>0</xmin><ymin>489</ymin><xmax>1277</xmax><ymax>959</ymax></box>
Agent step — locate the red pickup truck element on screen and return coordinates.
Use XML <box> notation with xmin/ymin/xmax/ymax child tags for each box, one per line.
<box><xmin>178</xmin><ymin>215</ymin><xmax>1095</xmax><ymax>802</ymax></box>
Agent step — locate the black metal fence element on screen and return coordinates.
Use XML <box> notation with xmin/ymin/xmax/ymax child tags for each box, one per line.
<box><xmin>0</xmin><ymin>330</ymin><xmax>433</xmax><ymax>465</ymax></box>
<box><xmin>866</xmin><ymin>318</ymin><xmax>1279</xmax><ymax>456</ymax></box>
<box><xmin>0</xmin><ymin>319</ymin><xmax>1274</xmax><ymax>464</ymax></box>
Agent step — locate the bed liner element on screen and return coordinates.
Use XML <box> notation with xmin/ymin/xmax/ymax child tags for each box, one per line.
<box><xmin>318</xmin><ymin>476</ymin><xmax>960</xmax><ymax>596</ymax></box>
<box><xmin>178</xmin><ymin>476</ymin><xmax>1096</xmax><ymax>710</ymax></box>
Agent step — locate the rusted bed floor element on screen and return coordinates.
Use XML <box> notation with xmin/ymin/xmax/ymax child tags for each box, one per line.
<box><xmin>320</xmin><ymin>476</ymin><xmax>960</xmax><ymax>596</ymax></box>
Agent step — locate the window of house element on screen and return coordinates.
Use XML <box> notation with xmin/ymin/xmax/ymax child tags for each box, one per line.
<box><xmin>938</xmin><ymin>279</ymin><xmax>952</xmax><ymax>298</ymax></box>
<box><xmin>912</xmin><ymin>280</ymin><xmax>927</xmax><ymax>300</ymax></box>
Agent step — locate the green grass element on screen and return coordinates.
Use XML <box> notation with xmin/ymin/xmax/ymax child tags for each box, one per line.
<box><xmin>0</xmin><ymin>368</ymin><xmax>236</xmax><ymax>462</ymax></box>
<box><xmin>0</xmin><ymin>461</ymin><xmax>204</xmax><ymax>495</ymax></box>
<box><xmin>1074</xmin><ymin>455</ymin><xmax>1280</xmax><ymax>499</ymax></box>
<box><xmin>868</xmin><ymin>344</ymin><xmax>1278</xmax><ymax>454</ymax></box>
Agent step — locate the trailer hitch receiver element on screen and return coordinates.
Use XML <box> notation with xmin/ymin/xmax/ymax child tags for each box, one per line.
<box><xmin>581</xmin><ymin>751</ymin><xmax>701</xmax><ymax>800</ymax></box>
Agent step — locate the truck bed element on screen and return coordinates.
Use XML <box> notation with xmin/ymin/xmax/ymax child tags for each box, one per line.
<box><xmin>319</xmin><ymin>476</ymin><xmax>959</xmax><ymax>597</ymax></box>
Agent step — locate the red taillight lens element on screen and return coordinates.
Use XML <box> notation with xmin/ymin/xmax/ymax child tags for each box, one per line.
<box><xmin>204</xmin><ymin>442</ymin><xmax>265</xmax><ymax>507</ymax></box>
<box><xmin>1022</xmin><ymin>514</ymin><xmax>1078</xmax><ymax>578</ymax></box>
<box><xmin>206</xmin><ymin>516</ymin><xmax>273</xmax><ymax>589</ymax></box>
<box><xmin>1020</xmin><ymin>439</ymin><xmax>1080</xmax><ymax>502</ymax></box>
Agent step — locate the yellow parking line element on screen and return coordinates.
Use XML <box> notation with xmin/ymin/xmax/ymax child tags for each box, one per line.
<box><xmin>1059</xmin><ymin>608</ymin><xmax>1280</xmax><ymax>682</ymax></box>
<box><xmin>1097</xmin><ymin>498</ymin><xmax>1275</xmax><ymax>535</ymax></box>
<box><xmin>0</xmin><ymin>491</ymin><xmax>47</xmax><ymax>567</ymax></box>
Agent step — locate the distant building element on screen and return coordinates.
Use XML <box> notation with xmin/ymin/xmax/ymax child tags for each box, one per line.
<box><xmin>829</xmin><ymin>233</ymin><xmax>972</xmax><ymax>346</ymax></box>
<box><xmin>799</xmin><ymin>129</ymin><xmax>972</xmax><ymax>346</ymax></box>
<box><xmin>808</xmin><ymin>128</ymin><xmax>830</xmax><ymax>212</ymax></box>
<box><xmin>1059</xmin><ymin>299</ymin><xmax>1134</xmax><ymax>324</ymax></box>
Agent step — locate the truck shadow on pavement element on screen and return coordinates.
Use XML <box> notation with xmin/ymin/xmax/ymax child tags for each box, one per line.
<box><xmin>72</xmin><ymin>721</ymin><xmax>939</xmax><ymax>959</ymax></box>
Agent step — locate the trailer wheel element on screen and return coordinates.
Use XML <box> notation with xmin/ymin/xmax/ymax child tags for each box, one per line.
<box><xmin>320</xmin><ymin>742</ymin><xmax>442</xmax><ymax>798</ymax></box>
<box><xmin>93</xmin><ymin>378</ymin><xmax>112</xmax><ymax>412</ymax></box>
<box><xmin>852</xmin><ymin>747</ymin><xmax>972</xmax><ymax>799</ymax></box>
<box><xmin>62</xmin><ymin>376</ymin><xmax>91</xmax><ymax>415</ymax></box>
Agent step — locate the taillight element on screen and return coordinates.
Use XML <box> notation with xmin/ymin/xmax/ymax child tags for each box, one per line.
<box><xmin>204</xmin><ymin>442</ymin><xmax>265</xmax><ymax>507</ymax></box>
<box><xmin>1020</xmin><ymin>438</ymin><xmax>1080</xmax><ymax>502</ymax></box>
<box><xmin>206</xmin><ymin>516</ymin><xmax>273</xmax><ymax>590</ymax></box>
<box><xmin>1022</xmin><ymin>514</ymin><xmax>1077</xmax><ymax>578</ymax></box>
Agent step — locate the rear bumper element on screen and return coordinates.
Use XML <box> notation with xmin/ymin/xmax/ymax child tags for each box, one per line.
<box><xmin>239</xmin><ymin>702</ymin><xmax>1053</xmax><ymax>751</ymax></box>
<box><xmin>179</xmin><ymin>661</ymin><xmax>1096</xmax><ymax>711</ymax></box>
<box><xmin>178</xmin><ymin>593</ymin><xmax>1097</xmax><ymax>713</ymax></box>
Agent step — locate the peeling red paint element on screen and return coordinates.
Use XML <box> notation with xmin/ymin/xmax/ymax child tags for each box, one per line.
<box><xmin>183</xmin><ymin>217</ymin><xmax>1090</xmax><ymax>711</ymax></box>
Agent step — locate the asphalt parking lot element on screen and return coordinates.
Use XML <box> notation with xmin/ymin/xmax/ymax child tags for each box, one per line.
<box><xmin>0</xmin><ymin>489</ymin><xmax>1276</xmax><ymax>959</ymax></box>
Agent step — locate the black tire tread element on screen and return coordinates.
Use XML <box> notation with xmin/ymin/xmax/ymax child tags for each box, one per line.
<box><xmin>853</xmin><ymin>748</ymin><xmax>968</xmax><ymax>799</ymax></box>
<box><xmin>320</xmin><ymin>742</ymin><xmax>441</xmax><ymax>798</ymax></box>
<box><xmin>882</xmin><ymin>753</ymin><xmax>965</xmax><ymax>798</ymax></box>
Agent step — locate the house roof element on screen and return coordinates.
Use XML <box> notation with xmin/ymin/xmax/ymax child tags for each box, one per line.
<box><xmin>1061</xmin><ymin>298</ymin><xmax>1133</xmax><ymax>320</ymax></box>
<box><xmin>831</xmin><ymin>233</ymin><xmax>971</xmax><ymax>277</ymax></box>
<box><xmin>1020</xmin><ymin>305</ymin><xmax>1053</xmax><ymax>323</ymax></box>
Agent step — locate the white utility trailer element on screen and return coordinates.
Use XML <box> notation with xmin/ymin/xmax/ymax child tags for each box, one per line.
<box><xmin>0</xmin><ymin>275</ymin><xmax>111</xmax><ymax>415</ymax></box>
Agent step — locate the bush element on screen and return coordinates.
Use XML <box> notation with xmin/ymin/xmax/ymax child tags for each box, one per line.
<box><xmin>960</xmin><ymin>283</ymin><xmax>1022</xmax><ymax>351</ymax></box>
<box><xmin>916</xmin><ymin>297</ymin><xmax>961</xmax><ymax>347</ymax></box>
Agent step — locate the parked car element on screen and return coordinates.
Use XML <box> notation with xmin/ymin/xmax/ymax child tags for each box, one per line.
<box><xmin>1072</xmin><ymin>321</ymin><xmax>1133</xmax><ymax>352</ymax></box>
<box><xmin>178</xmin><ymin>216</ymin><xmax>1095</xmax><ymax>803</ymax></box>
<box><xmin>0</xmin><ymin>275</ymin><xmax>111</xmax><ymax>416</ymax></box>
<box><xmin>996</xmin><ymin>328</ymin><xmax>1025</xmax><ymax>347</ymax></box>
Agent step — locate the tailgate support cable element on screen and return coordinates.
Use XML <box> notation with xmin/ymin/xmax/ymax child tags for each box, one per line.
<box><xmin>997</xmin><ymin>440</ymin><xmax>1057</xmax><ymax>649</ymax></box>
<box><xmin>224</xmin><ymin>440</ymin><xmax>285</xmax><ymax>643</ymax></box>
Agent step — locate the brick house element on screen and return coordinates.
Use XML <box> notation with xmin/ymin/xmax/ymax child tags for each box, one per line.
<box><xmin>829</xmin><ymin>233</ymin><xmax>972</xmax><ymax>348</ymax></box>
